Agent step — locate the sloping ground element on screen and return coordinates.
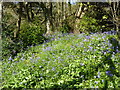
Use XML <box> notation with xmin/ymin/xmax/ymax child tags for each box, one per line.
<box><xmin>2</xmin><ymin>33</ymin><xmax>120</xmax><ymax>88</ymax></box>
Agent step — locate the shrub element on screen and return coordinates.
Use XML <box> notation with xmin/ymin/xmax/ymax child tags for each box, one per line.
<box><xmin>19</xmin><ymin>22</ymin><xmax>46</xmax><ymax>47</ymax></box>
<box><xmin>79</xmin><ymin>16</ymin><xmax>101</xmax><ymax>33</ymax></box>
<box><xmin>60</xmin><ymin>20</ymin><xmax>72</xmax><ymax>33</ymax></box>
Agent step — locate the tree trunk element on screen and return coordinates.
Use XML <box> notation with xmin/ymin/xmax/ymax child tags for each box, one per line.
<box><xmin>61</xmin><ymin>2</ymin><xmax>66</xmax><ymax>20</ymax></box>
<box><xmin>116</xmin><ymin>24</ymin><xmax>120</xmax><ymax>39</ymax></box>
<box><xmin>30</xmin><ymin>3</ymin><xmax>34</xmax><ymax>20</ymax></box>
<box><xmin>14</xmin><ymin>2</ymin><xmax>23</xmax><ymax>38</ymax></box>
<box><xmin>41</xmin><ymin>2</ymin><xmax>52</xmax><ymax>35</ymax></box>
<box><xmin>68</xmin><ymin>1</ymin><xmax>71</xmax><ymax>16</ymax></box>
<box><xmin>49</xmin><ymin>2</ymin><xmax>54</xmax><ymax>32</ymax></box>
<box><xmin>46</xmin><ymin>19</ymin><xmax>51</xmax><ymax>35</ymax></box>
<box><xmin>56</xmin><ymin>2</ymin><xmax>60</xmax><ymax>28</ymax></box>
<box><xmin>45</xmin><ymin>2</ymin><xmax>51</xmax><ymax>35</ymax></box>
<box><xmin>109</xmin><ymin>1</ymin><xmax>120</xmax><ymax>39</ymax></box>
<box><xmin>25</xmin><ymin>2</ymin><xmax>31</xmax><ymax>21</ymax></box>
<box><xmin>0</xmin><ymin>2</ymin><xmax>2</xmax><ymax>61</ymax></box>
<box><xmin>61</xmin><ymin>2</ymin><xmax>64</xmax><ymax>27</ymax></box>
<box><xmin>0</xmin><ymin>2</ymin><xmax>2</xmax><ymax>39</ymax></box>
<box><xmin>61</xmin><ymin>2</ymin><xmax>66</xmax><ymax>27</ymax></box>
<box><xmin>73</xmin><ymin>3</ymin><xmax>86</xmax><ymax>34</ymax></box>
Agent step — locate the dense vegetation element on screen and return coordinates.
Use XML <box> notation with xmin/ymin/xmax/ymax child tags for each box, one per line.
<box><xmin>1</xmin><ymin>1</ymin><xmax>120</xmax><ymax>89</ymax></box>
<box><xmin>2</xmin><ymin>32</ymin><xmax>120</xmax><ymax>88</ymax></box>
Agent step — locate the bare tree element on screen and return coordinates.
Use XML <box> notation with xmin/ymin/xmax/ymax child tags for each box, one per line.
<box><xmin>14</xmin><ymin>2</ymin><xmax>23</xmax><ymax>38</ymax></box>
<box><xmin>109</xmin><ymin>1</ymin><xmax>120</xmax><ymax>31</ymax></box>
<box><xmin>73</xmin><ymin>3</ymin><xmax>88</xmax><ymax>34</ymax></box>
<box><xmin>108</xmin><ymin>0</ymin><xmax>120</xmax><ymax>39</ymax></box>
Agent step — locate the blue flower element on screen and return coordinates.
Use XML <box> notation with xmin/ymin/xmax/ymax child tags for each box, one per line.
<box><xmin>102</xmin><ymin>79</ymin><xmax>104</xmax><ymax>82</ymax></box>
<box><xmin>80</xmin><ymin>63</ymin><xmax>84</xmax><ymax>66</ymax></box>
<box><xmin>111</xmin><ymin>67</ymin><xmax>115</xmax><ymax>70</ymax></box>
<box><xmin>86</xmin><ymin>36</ymin><xmax>91</xmax><ymax>39</ymax></box>
<box><xmin>102</xmin><ymin>36</ymin><xmax>106</xmax><ymax>39</ymax></box>
<box><xmin>106</xmin><ymin>71</ymin><xmax>111</xmax><ymax>74</ymax></box>
<box><xmin>103</xmin><ymin>30</ymin><xmax>116</xmax><ymax>35</ymax></box>
<box><xmin>94</xmin><ymin>81</ymin><xmax>98</xmax><ymax>84</ymax></box>
<box><xmin>106</xmin><ymin>71</ymin><xmax>113</xmax><ymax>77</ymax></box>
<box><xmin>52</xmin><ymin>67</ymin><xmax>56</xmax><ymax>71</ymax></box>
<box><xmin>89</xmin><ymin>46</ymin><xmax>93</xmax><ymax>51</ymax></box>
<box><xmin>43</xmin><ymin>46</ymin><xmax>52</xmax><ymax>51</ymax></box>
<box><xmin>103</xmin><ymin>51</ymin><xmax>107</xmax><ymax>55</ymax></box>
<box><xmin>97</xmin><ymin>71</ymin><xmax>100</xmax><ymax>78</ymax></box>
<box><xmin>8</xmin><ymin>56</ymin><xmax>13</xmax><ymax>61</ymax></box>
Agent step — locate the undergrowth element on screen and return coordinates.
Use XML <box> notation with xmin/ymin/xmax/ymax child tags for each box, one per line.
<box><xmin>2</xmin><ymin>32</ymin><xmax>120</xmax><ymax>89</ymax></box>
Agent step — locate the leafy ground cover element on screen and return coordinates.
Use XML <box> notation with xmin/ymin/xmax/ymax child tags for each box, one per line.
<box><xmin>1</xmin><ymin>32</ymin><xmax>120</xmax><ymax>89</ymax></box>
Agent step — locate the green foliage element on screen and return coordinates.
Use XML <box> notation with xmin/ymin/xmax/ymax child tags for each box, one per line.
<box><xmin>2</xmin><ymin>21</ymin><xmax>46</xmax><ymax>59</ymax></box>
<box><xmin>79</xmin><ymin>16</ymin><xmax>101</xmax><ymax>33</ymax></box>
<box><xmin>2</xmin><ymin>13</ymin><xmax>18</xmax><ymax>59</ymax></box>
<box><xmin>19</xmin><ymin>22</ymin><xmax>45</xmax><ymax>47</ymax></box>
<box><xmin>60</xmin><ymin>20</ymin><xmax>72</xmax><ymax>33</ymax></box>
<box><xmin>2</xmin><ymin>33</ymin><xmax>120</xmax><ymax>89</ymax></box>
<box><xmin>2</xmin><ymin>10</ymin><xmax>47</xmax><ymax>59</ymax></box>
<box><xmin>79</xmin><ymin>4</ymin><xmax>113</xmax><ymax>33</ymax></box>
<box><xmin>2</xmin><ymin>11</ymin><xmax>17</xmax><ymax>38</ymax></box>
<box><xmin>2</xmin><ymin>38</ymin><xmax>13</xmax><ymax>59</ymax></box>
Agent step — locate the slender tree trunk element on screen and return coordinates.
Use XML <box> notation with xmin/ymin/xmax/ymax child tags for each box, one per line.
<box><xmin>14</xmin><ymin>2</ymin><xmax>22</xmax><ymax>38</ymax></box>
<box><xmin>109</xmin><ymin>1</ymin><xmax>120</xmax><ymax>39</ymax></box>
<box><xmin>40</xmin><ymin>2</ymin><xmax>47</xmax><ymax>34</ymax></box>
<box><xmin>61</xmin><ymin>2</ymin><xmax>66</xmax><ymax>21</ymax></box>
<box><xmin>57</xmin><ymin>2</ymin><xmax>60</xmax><ymax>29</ymax></box>
<box><xmin>30</xmin><ymin>3</ymin><xmax>34</xmax><ymax>20</ymax></box>
<box><xmin>0</xmin><ymin>2</ymin><xmax>2</xmax><ymax>40</ymax></box>
<box><xmin>73</xmin><ymin>3</ymin><xmax>86</xmax><ymax>34</ymax></box>
<box><xmin>25</xmin><ymin>2</ymin><xmax>31</xmax><ymax>21</ymax></box>
<box><xmin>42</xmin><ymin>2</ymin><xmax>52</xmax><ymax>35</ymax></box>
<box><xmin>0</xmin><ymin>2</ymin><xmax>2</xmax><ymax>61</ymax></box>
<box><xmin>61</xmin><ymin>2</ymin><xmax>65</xmax><ymax>27</ymax></box>
<box><xmin>68</xmin><ymin>1</ymin><xmax>71</xmax><ymax>16</ymax></box>
<box><xmin>49</xmin><ymin>2</ymin><xmax>54</xmax><ymax>32</ymax></box>
<box><xmin>116</xmin><ymin>23</ymin><xmax>120</xmax><ymax>39</ymax></box>
<box><xmin>45</xmin><ymin>3</ymin><xmax>50</xmax><ymax>35</ymax></box>
<box><xmin>46</xmin><ymin>19</ymin><xmax>51</xmax><ymax>35</ymax></box>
